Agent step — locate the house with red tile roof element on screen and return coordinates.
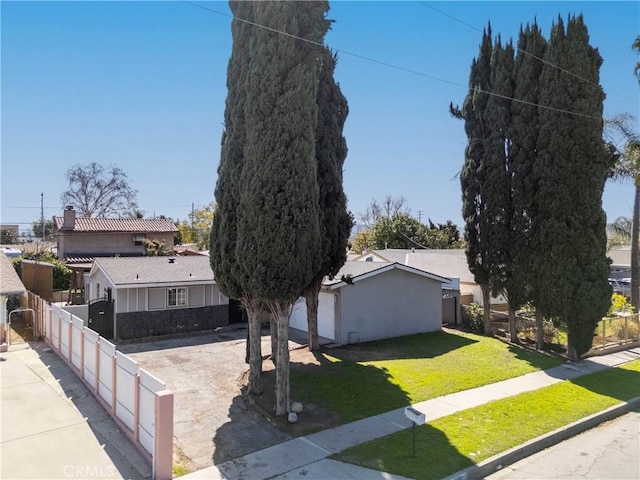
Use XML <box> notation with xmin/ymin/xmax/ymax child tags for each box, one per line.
<box><xmin>52</xmin><ymin>207</ymin><xmax>179</xmax><ymax>267</ymax></box>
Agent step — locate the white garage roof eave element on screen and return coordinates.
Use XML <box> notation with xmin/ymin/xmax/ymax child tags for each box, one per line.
<box><xmin>326</xmin><ymin>262</ymin><xmax>451</xmax><ymax>291</ymax></box>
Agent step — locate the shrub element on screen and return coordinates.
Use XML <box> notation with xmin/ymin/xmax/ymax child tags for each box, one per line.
<box><xmin>461</xmin><ymin>302</ymin><xmax>484</xmax><ymax>334</ymax></box>
<box><xmin>609</xmin><ymin>317</ymin><xmax>640</xmax><ymax>341</ymax></box>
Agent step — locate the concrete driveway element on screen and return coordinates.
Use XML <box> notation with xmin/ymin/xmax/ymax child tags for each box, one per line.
<box><xmin>118</xmin><ymin>325</ymin><xmax>298</xmax><ymax>473</ymax></box>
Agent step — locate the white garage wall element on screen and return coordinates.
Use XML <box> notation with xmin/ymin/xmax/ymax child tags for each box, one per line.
<box><xmin>289</xmin><ymin>293</ymin><xmax>336</xmax><ymax>341</ymax></box>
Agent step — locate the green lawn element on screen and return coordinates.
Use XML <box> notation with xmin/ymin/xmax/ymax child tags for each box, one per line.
<box><xmin>333</xmin><ymin>359</ymin><xmax>640</xmax><ymax>480</ymax></box>
<box><xmin>291</xmin><ymin>329</ymin><xmax>563</xmax><ymax>423</ymax></box>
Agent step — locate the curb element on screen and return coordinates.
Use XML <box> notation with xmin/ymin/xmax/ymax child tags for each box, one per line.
<box><xmin>443</xmin><ymin>397</ymin><xmax>640</xmax><ymax>480</ymax></box>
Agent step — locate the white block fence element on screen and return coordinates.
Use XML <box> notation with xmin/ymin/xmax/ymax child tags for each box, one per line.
<box><xmin>27</xmin><ymin>293</ymin><xmax>173</xmax><ymax>480</ymax></box>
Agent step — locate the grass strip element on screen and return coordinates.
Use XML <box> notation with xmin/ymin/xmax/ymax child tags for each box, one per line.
<box><xmin>292</xmin><ymin>330</ymin><xmax>562</xmax><ymax>423</ymax></box>
<box><xmin>333</xmin><ymin>359</ymin><xmax>640</xmax><ymax>480</ymax></box>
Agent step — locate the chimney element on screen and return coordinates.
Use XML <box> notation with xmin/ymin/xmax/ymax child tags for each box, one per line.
<box><xmin>62</xmin><ymin>206</ymin><xmax>76</xmax><ymax>230</ymax></box>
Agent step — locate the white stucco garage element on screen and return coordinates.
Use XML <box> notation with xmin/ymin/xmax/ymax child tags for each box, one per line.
<box><xmin>290</xmin><ymin>261</ymin><xmax>450</xmax><ymax>345</ymax></box>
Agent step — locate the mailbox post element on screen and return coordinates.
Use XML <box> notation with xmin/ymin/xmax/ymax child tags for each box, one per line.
<box><xmin>404</xmin><ymin>406</ymin><xmax>426</xmax><ymax>456</ymax></box>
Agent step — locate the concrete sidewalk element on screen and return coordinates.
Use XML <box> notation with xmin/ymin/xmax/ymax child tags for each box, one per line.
<box><xmin>1</xmin><ymin>342</ymin><xmax>152</xmax><ymax>480</ymax></box>
<box><xmin>182</xmin><ymin>347</ymin><xmax>640</xmax><ymax>480</ymax></box>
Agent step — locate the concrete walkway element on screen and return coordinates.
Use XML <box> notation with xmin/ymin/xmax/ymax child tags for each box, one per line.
<box><xmin>1</xmin><ymin>342</ymin><xmax>152</xmax><ymax>480</ymax></box>
<box><xmin>183</xmin><ymin>347</ymin><xmax>640</xmax><ymax>480</ymax></box>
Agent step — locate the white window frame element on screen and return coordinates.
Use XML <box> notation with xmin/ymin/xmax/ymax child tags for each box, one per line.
<box><xmin>167</xmin><ymin>287</ymin><xmax>187</xmax><ymax>308</ymax></box>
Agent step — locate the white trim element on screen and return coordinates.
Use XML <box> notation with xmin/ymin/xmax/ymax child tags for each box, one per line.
<box><xmin>327</xmin><ymin>262</ymin><xmax>451</xmax><ymax>291</ymax></box>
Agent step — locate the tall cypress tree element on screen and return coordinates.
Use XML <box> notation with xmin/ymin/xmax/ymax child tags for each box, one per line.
<box><xmin>210</xmin><ymin>1</ymin><xmax>265</xmax><ymax>393</ymax></box>
<box><xmin>533</xmin><ymin>15</ymin><xmax>612</xmax><ymax>360</ymax></box>
<box><xmin>484</xmin><ymin>37</ymin><xmax>515</xmax><ymax>311</ymax></box>
<box><xmin>303</xmin><ymin>49</ymin><xmax>351</xmax><ymax>351</ymax></box>
<box><xmin>236</xmin><ymin>0</ymin><xmax>330</xmax><ymax>415</ymax></box>
<box><xmin>507</xmin><ymin>21</ymin><xmax>547</xmax><ymax>344</ymax></box>
<box><xmin>451</xmin><ymin>26</ymin><xmax>495</xmax><ymax>334</ymax></box>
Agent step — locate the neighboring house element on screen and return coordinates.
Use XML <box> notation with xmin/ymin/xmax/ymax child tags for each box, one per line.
<box><xmin>0</xmin><ymin>251</ymin><xmax>27</xmax><ymax>351</ymax></box>
<box><xmin>89</xmin><ymin>256</ymin><xmax>230</xmax><ymax>342</ymax></box>
<box><xmin>289</xmin><ymin>261</ymin><xmax>450</xmax><ymax>345</ymax></box>
<box><xmin>352</xmin><ymin>248</ymin><xmax>507</xmax><ymax>308</ymax></box>
<box><xmin>607</xmin><ymin>246</ymin><xmax>631</xmax><ymax>279</ymax></box>
<box><xmin>53</xmin><ymin>206</ymin><xmax>179</xmax><ymax>264</ymax></box>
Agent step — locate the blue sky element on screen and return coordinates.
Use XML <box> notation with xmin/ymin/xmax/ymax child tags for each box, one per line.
<box><xmin>2</xmin><ymin>1</ymin><xmax>638</xmax><ymax>235</ymax></box>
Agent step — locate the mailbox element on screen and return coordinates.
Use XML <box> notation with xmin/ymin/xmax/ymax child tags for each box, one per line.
<box><xmin>405</xmin><ymin>406</ymin><xmax>426</xmax><ymax>425</ymax></box>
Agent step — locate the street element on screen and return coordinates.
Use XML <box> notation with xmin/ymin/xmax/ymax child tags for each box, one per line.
<box><xmin>487</xmin><ymin>409</ymin><xmax>640</xmax><ymax>479</ymax></box>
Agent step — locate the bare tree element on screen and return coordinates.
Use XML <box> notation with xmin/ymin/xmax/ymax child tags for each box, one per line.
<box><xmin>61</xmin><ymin>163</ymin><xmax>138</xmax><ymax>217</ymax></box>
<box><xmin>359</xmin><ymin>195</ymin><xmax>409</xmax><ymax>228</ymax></box>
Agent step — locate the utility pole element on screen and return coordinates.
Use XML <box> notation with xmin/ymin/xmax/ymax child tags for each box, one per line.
<box><xmin>40</xmin><ymin>193</ymin><xmax>45</xmax><ymax>242</ymax></box>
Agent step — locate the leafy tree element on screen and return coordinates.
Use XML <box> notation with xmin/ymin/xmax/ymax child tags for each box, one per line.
<box><xmin>13</xmin><ymin>251</ymin><xmax>72</xmax><ymax>290</ymax></box>
<box><xmin>31</xmin><ymin>219</ymin><xmax>54</xmax><ymax>240</ymax></box>
<box><xmin>350</xmin><ymin>229</ymin><xmax>370</xmax><ymax>254</ymax></box>
<box><xmin>60</xmin><ymin>163</ymin><xmax>138</xmax><ymax>217</ymax></box>
<box><xmin>607</xmin><ymin>113</ymin><xmax>640</xmax><ymax>308</ymax></box>
<box><xmin>607</xmin><ymin>215</ymin><xmax>632</xmax><ymax>249</ymax></box>
<box><xmin>234</xmin><ymin>0</ymin><xmax>330</xmax><ymax>415</ymax></box>
<box><xmin>368</xmin><ymin>213</ymin><xmax>428</xmax><ymax>249</ymax></box>
<box><xmin>1</xmin><ymin>228</ymin><xmax>19</xmax><ymax>244</ymax></box>
<box><xmin>303</xmin><ymin>48</ymin><xmax>352</xmax><ymax>351</ymax></box>
<box><xmin>533</xmin><ymin>15</ymin><xmax>612</xmax><ymax>360</ymax></box>
<box><xmin>178</xmin><ymin>202</ymin><xmax>216</xmax><ymax>250</ymax></box>
<box><xmin>143</xmin><ymin>239</ymin><xmax>175</xmax><ymax>256</ymax></box>
<box><xmin>450</xmin><ymin>25</ymin><xmax>495</xmax><ymax>335</ymax></box>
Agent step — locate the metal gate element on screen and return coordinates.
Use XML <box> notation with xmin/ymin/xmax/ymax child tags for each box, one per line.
<box><xmin>88</xmin><ymin>288</ymin><xmax>114</xmax><ymax>339</ymax></box>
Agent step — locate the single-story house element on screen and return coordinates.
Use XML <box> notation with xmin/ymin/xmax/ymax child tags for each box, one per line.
<box><xmin>289</xmin><ymin>261</ymin><xmax>450</xmax><ymax>345</ymax></box>
<box><xmin>89</xmin><ymin>256</ymin><xmax>230</xmax><ymax>342</ymax></box>
<box><xmin>351</xmin><ymin>248</ymin><xmax>507</xmax><ymax>308</ymax></box>
<box><xmin>0</xmin><ymin>251</ymin><xmax>27</xmax><ymax>351</ymax></box>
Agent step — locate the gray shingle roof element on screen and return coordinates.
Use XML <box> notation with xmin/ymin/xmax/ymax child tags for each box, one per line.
<box><xmin>53</xmin><ymin>217</ymin><xmax>178</xmax><ymax>233</ymax></box>
<box><xmin>324</xmin><ymin>260</ymin><xmax>451</xmax><ymax>288</ymax></box>
<box><xmin>93</xmin><ymin>256</ymin><xmax>214</xmax><ymax>287</ymax></box>
<box><xmin>0</xmin><ymin>252</ymin><xmax>26</xmax><ymax>295</ymax></box>
<box><xmin>369</xmin><ymin>249</ymin><xmax>475</xmax><ymax>283</ymax></box>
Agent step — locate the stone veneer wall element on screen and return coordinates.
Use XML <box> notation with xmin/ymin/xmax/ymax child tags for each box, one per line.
<box><xmin>116</xmin><ymin>305</ymin><xmax>229</xmax><ymax>342</ymax></box>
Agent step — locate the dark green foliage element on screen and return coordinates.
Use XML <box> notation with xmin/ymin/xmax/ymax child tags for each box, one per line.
<box><xmin>313</xmin><ymin>49</ymin><xmax>352</xmax><ymax>282</ymax></box>
<box><xmin>509</xmin><ymin>21</ymin><xmax>547</xmax><ymax>312</ymax></box>
<box><xmin>1</xmin><ymin>228</ymin><xmax>19</xmax><ymax>244</ymax></box>
<box><xmin>235</xmin><ymin>0</ymin><xmax>329</xmax><ymax>302</ymax></box>
<box><xmin>12</xmin><ymin>252</ymin><xmax>72</xmax><ymax>290</ymax></box>
<box><xmin>210</xmin><ymin>0</ymin><xmax>254</xmax><ymax>301</ymax></box>
<box><xmin>452</xmin><ymin>26</ymin><xmax>493</xmax><ymax>293</ymax></box>
<box><xmin>484</xmin><ymin>37</ymin><xmax>515</xmax><ymax>299</ymax></box>
<box><xmin>533</xmin><ymin>15</ymin><xmax>613</xmax><ymax>359</ymax></box>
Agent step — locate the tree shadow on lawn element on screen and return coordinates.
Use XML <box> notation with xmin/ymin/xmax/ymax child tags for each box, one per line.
<box><xmin>336</xmin><ymin>422</ymin><xmax>475</xmax><ymax>480</ymax></box>
<box><xmin>323</xmin><ymin>329</ymin><xmax>478</xmax><ymax>363</ymax></box>
<box><xmin>247</xmin><ymin>349</ymin><xmax>414</xmax><ymax>434</ymax></box>
<box><xmin>569</xmin><ymin>363</ymin><xmax>640</xmax><ymax>402</ymax></box>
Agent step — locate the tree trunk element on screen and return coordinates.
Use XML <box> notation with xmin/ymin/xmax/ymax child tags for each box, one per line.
<box><xmin>246</xmin><ymin>300</ymin><xmax>263</xmax><ymax>394</ymax></box>
<box><xmin>270</xmin><ymin>313</ymin><xmax>279</xmax><ymax>368</ymax></box>
<box><xmin>481</xmin><ymin>284</ymin><xmax>492</xmax><ymax>335</ymax></box>
<box><xmin>274</xmin><ymin>301</ymin><xmax>291</xmax><ymax>416</ymax></box>
<box><xmin>535</xmin><ymin>309</ymin><xmax>544</xmax><ymax>350</ymax></box>
<box><xmin>304</xmin><ymin>278</ymin><xmax>322</xmax><ymax>351</ymax></box>
<box><xmin>631</xmin><ymin>183</ymin><xmax>640</xmax><ymax>310</ymax></box>
<box><xmin>508</xmin><ymin>307</ymin><xmax>519</xmax><ymax>344</ymax></box>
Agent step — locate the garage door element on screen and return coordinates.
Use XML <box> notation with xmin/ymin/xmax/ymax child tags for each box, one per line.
<box><xmin>288</xmin><ymin>292</ymin><xmax>335</xmax><ymax>341</ymax></box>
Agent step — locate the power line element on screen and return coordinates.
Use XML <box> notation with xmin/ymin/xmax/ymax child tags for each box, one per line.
<box><xmin>417</xmin><ymin>1</ymin><xmax>636</xmax><ymax>104</ymax></box>
<box><xmin>182</xmin><ymin>1</ymin><xmax>612</xmax><ymax>121</ymax></box>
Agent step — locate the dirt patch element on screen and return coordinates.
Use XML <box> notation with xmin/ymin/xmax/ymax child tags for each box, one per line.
<box><xmin>244</xmin><ymin>347</ymin><xmax>342</xmax><ymax>437</ymax></box>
